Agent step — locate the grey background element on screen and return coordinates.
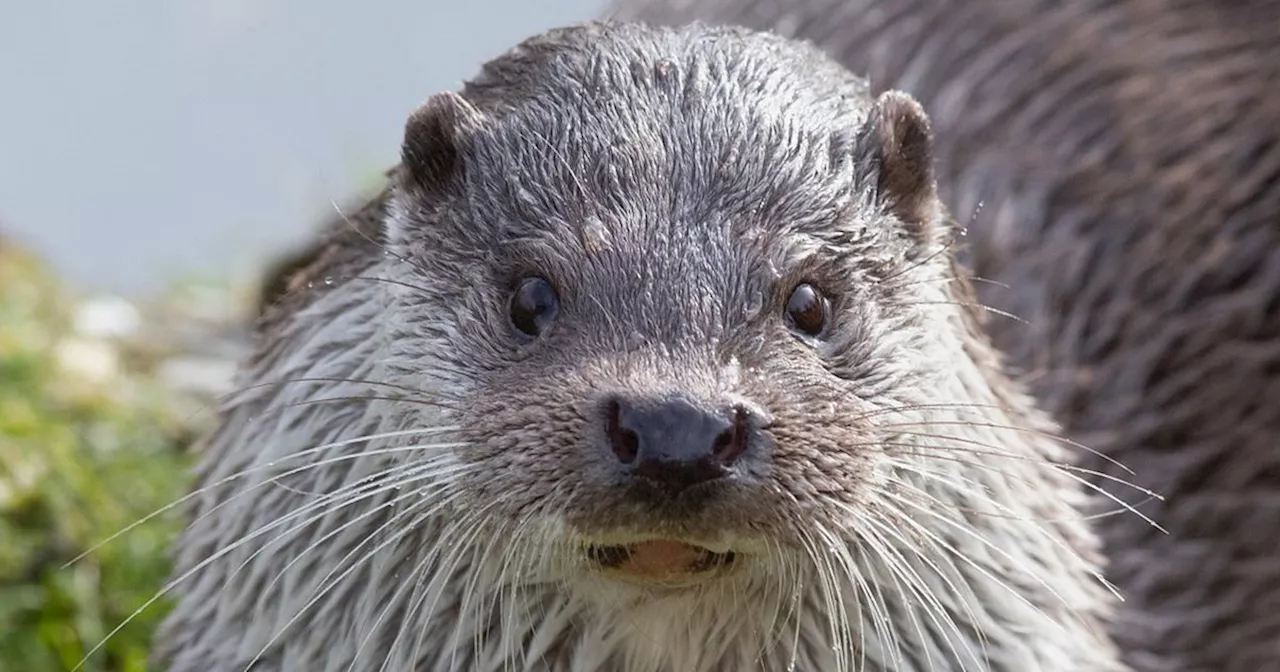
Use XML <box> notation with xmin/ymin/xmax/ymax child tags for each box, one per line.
<box><xmin>0</xmin><ymin>0</ymin><xmax>606</xmax><ymax>296</ymax></box>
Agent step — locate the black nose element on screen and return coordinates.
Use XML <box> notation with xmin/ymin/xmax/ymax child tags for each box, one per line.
<box><xmin>603</xmin><ymin>395</ymin><xmax>750</xmax><ymax>496</ymax></box>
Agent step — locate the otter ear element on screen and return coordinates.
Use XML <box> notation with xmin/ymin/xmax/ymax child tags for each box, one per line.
<box><xmin>401</xmin><ymin>91</ymin><xmax>488</xmax><ymax>193</ymax></box>
<box><xmin>855</xmin><ymin>90</ymin><xmax>941</xmax><ymax>244</ymax></box>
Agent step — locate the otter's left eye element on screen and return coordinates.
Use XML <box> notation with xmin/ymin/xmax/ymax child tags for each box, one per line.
<box><xmin>785</xmin><ymin>283</ymin><xmax>829</xmax><ymax>338</ymax></box>
<box><xmin>509</xmin><ymin>277</ymin><xmax>559</xmax><ymax>339</ymax></box>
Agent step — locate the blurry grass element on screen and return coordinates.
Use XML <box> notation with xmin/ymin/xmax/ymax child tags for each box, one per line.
<box><xmin>0</xmin><ymin>243</ymin><xmax>198</xmax><ymax>672</ymax></box>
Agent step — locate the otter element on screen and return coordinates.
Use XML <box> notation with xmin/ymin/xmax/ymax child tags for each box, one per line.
<box><xmin>151</xmin><ymin>20</ymin><xmax>1131</xmax><ymax>672</ymax></box>
<box><xmin>607</xmin><ymin>1</ymin><xmax>1280</xmax><ymax>671</ymax></box>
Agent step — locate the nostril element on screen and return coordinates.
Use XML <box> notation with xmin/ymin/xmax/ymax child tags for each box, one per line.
<box><xmin>605</xmin><ymin>399</ymin><xmax>640</xmax><ymax>464</ymax></box>
<box><xmin>711</xmin><ymin>406</ymin><xmax>750</xmax><ymax>465</ymax></box>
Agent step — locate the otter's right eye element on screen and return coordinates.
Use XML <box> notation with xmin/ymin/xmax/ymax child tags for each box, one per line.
<box><xmin>785</xmin><ymin>283</ymin><xmax>829</xmax><ymax>338</ymax></box>
<box><xmin>509</xmin><ymin>277</ymin><xmax>559</xmax><ymax>338</ymax></box>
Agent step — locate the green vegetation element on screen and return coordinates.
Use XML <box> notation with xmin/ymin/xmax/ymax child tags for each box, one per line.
<box><xmin>0</xmin><ymin>243</ymin><xmax>200</xmax><ymax>672</ymax></box>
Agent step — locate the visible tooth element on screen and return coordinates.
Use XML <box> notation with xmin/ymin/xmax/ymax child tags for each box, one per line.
<box><xmin>587</xmin><ymin>545</ymin><xmax>630</xmax><ymax>567</ymax></box>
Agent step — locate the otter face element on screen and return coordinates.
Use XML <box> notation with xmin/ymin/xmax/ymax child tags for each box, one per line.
<box><xmin>384</xmin><ymin>24</ymin><xmax>955</xmax><ymax>594</ymax></box>
<box><xmin>155</xmin><ymin>22</ymin><xmax>1120</xmax><ymax>672</ymax></box>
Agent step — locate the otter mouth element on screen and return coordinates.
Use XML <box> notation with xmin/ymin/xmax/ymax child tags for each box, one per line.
<box><xmin>585</xmin><ymin>540</ymin><xmax>738</xmax><ymax>581</ymax></box>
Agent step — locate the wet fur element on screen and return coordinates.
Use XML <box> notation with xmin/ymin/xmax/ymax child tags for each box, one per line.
<box><xmin>151</xmin><ymin>21</ymin><xmax>1135</xmax><ymax>672</ymax></box>
<box><xmin>609</xmin><ymin>1</ymin><xmax>1280</xmax><ymax>670</ymax></box>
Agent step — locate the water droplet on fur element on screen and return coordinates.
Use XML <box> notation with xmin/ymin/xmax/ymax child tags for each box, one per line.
<box><xmin>323</xmin><ymin>276</ymin><xmax>334</xmax><ymax>286</ymax></box>
<box><xmin>580</xmin><ymin>217</ymin><xmax>611</xmax><ymax>253</ymax></box>
<box><xmin>306</xmin><ymin>282</ymin><xmax>314</xmax><ymax>288</ymax></box>
<box><xmin>743</xmin><ymin>289</ymin><xmax>764</xmax><ymax>319</ymax></box>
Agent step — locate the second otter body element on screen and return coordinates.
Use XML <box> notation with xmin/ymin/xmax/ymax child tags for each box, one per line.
<box><xmin>611</xmin><ymin>1</ymin><xmax>1280</xmax><ymax>670</ymax></box>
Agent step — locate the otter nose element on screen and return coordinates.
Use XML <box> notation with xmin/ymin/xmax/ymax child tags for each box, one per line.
<box><xmin>603</xmin><ymin>395</ymin><xmax>749</xmax><ymax>494</ymax></box>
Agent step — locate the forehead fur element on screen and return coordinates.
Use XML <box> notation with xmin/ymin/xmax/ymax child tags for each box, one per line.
<box><xmin>457</xmin><ymin>21</ymin><xmax>876</xmax><ymax>241</ymax></box>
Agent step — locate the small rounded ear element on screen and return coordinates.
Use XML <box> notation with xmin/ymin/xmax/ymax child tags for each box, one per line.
<box><xmin>401</xmin><ymin>91</ymin><xmax>488</xmax><ymax>194</ymax></box>
<box><xmin>856</xmin><ymin>90</ymin><xmax>941</xmax><ymax>244</ymax></box>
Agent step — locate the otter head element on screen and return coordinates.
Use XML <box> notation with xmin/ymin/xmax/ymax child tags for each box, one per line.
<box><xmin>354</xmin><ymin>21</ymin><xmax>1109</xmax><ymax>669</ymax></box>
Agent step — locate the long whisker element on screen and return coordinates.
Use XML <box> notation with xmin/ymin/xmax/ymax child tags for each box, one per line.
<box><xmin>437</xmin><ymin>503</ymin><xmax>515</xmax><ymax>672</ymax></box>
<box><xmin>877</xmin><ymin>428</ymin><xmax>1161</xmax><ymax>500</ymax></box>
<box><xmin>63</xmin><ymin>428</ymin><xmax>461</xmax><ymax>568</ymax></box>
<box><xmin>884</xmin><ymin>448</ymin><xmax>1156</xmax><ymax>526</ymax></box>
<box><xmin>868</xmin><ymin>415</ymin><xmax>1134</xmax><ymax>476</ymax></box>
<box><xmin>380</xmin><ymin>525</ymin><xmax>446</xmax><ymax>672</ymax></box>
<box><xmin>820</xmin><ymin>525</ymin><xmax>884</xmax><ymax>672</ymax></box>
<box><xmin>243</xmin><ymin>488</ymin><xmax>465</xmax><ymax>672</ymax></box>
<box><xmin>812</xmin><ymin>523</ymin><xmax>865</xmax><ymax>672</ymax></box>
<box><xmin>876</xmin><ymin>429</ymin><xmax>1167</xmax><ymax>535</ymax></box>
<box><xmin>72</xmin><ymin>453</ymin><xmax>473</xmax><ymax>672</ymax></box>
<box><xmin>274</xmin><ymin>393</ymin><xmax>468</xmax><ymax>414</ymax></box>
<box><xmin>328</xmin><ymin>197</ymin><xmax>433</xmax><ymax>279</ymax></box>
<box><xmin>878</xmin><ymin>464</ymin><xmax>1125</xmax><ymax>602</ymax></box>
<box><xmin>350</xmin><ymin>525</ymin><xmax>438</xmax><ymax>672</ymax></box>
<box><xmin>859</xmin><ymin>510</ymin><xmax>988</xmax><ymax>670</ymax></box>
<box><xmin>874</xmin><ymin>219</ymin><xmax>966</xmax><ymax>287</ymax></box>
<box><xmin>872</xmin><ymin>488</ymin><xmax>1096</xmax><ymax>638</ymax></box>
<box><xmin>231</xmin><ymin>375</ymin><xmax>460</xmax><ymax>402</ymax></box>
<box><xmin>906</xmin><ymin>300</ymin><xmax>1028</xmax><ymax>324</ymax></box>
<box><xmin>244</xmin><ymin>458</ymin><xmax>474</xmax><ymax>595</ymax></box>
<box><xmin>885</xmin><ymin>273</ymin><xmax>1013</xmax><ymax>293</ymax></box>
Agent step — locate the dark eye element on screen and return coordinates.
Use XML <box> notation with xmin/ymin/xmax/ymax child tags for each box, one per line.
<box><xmin>509</xmin><ymin>276</ymin><xmax>559</xmax><ymax>338</ymax></box>
<box><xmin>785</xmin><ymin>283</ymin><xmax>829</xmax><ymax>338</ymax></box>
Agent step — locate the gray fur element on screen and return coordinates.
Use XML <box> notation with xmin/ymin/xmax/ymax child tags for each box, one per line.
<box><xmin>153</xmin><ymin>22</ymin><xmax>1130</xmax><ymax>672</ymax></box>
<box><xmin>608</xmin><ymin>1</ymin><xmax>1280</xmax><ymax>671</ymax></box>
